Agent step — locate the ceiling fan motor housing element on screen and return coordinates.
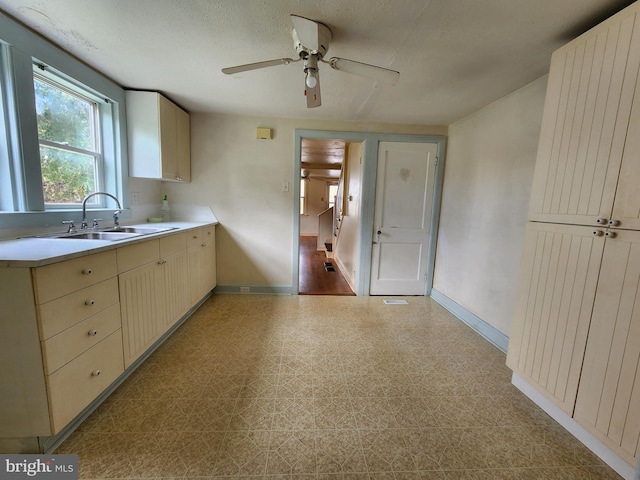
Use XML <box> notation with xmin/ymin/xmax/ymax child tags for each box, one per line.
<box><xmin>292</xmin><ymin>21</ymin><xmax>332</xmax><ymax>59</ymax></box>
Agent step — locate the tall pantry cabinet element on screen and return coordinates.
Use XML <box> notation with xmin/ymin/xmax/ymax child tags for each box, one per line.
<box><xmin>506</xmin><ymin>1</ymin><xmax>640</xmax><ymax>468</ymax></box>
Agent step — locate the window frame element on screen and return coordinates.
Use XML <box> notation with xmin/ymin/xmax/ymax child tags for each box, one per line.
<box><xmin>0</xmin><ymin>12</ymin><xmax>128</xmax><ymax>229</ymax></box>
<box><xmin>33</xmin><ymin>69</ymin><xmax>105</xmax><ymax>208</ymax></box>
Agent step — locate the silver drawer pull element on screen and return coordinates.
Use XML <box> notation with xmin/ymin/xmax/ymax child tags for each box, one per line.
<box><xmin>85</xmin><ymin>299</ymin><xmax>95</xmax><ymax>306</ymax></box>
<box><xmin>82</xmin><ymin>268</ymin><xmax>93</xmax><ymax>275</ymax></box>
<box><xmin>592</xmin><ymin>230</ymin><xmax>604</xmax><ymax>237</ymax></box>
<box><xmin>608</xmin><ymin>219</ymin><xmax>620</xmax><ymax>226</ymax></box>
<box><xmin>596</xmin><ymin>218</ymin><xmax>607</xmax><ymax>224</ymax></box>
<box><xmin>605</xmin><ymin>231</ymin><xmax>617</xmax><ymax>238</ymax></box>
<box><xmin>87</xmin><ymin>329</ymin><xmax>98</xmax><ymax>336</ymax></box>
<box><xmin>91</xmin><ymin>370</ymin><xmax>101</xmax><ymax>376</ymax></box>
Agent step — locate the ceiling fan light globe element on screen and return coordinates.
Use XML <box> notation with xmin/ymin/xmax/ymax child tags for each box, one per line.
<box><xmin>305</xmin><ymin>72</ymin><xmax>318</xmax><ymax>88</ymax></box>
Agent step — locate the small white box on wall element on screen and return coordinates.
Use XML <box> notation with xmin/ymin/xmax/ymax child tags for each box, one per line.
<box><xmin>256</xmin><ymin>128</ymin><xmax>272</xmax><ymax>140</ymax></box>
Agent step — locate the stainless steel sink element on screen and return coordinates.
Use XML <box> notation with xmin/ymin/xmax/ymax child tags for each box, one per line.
<box><xmin>41</xmin><ymin>225</ymin><xmax>177</xmax><ymax>240</ymax></box>
<box><xmin>102</xmin><ymin>226</ymin><xmax>176</xmax><ymax>234</ymax></box>
<box><xmin>58</xmin><ymin>231</ymin><xmax>143</xmax><ymax>241</ymax></box>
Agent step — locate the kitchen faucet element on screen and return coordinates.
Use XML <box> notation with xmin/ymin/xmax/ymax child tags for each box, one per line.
<box><xmin>81</xmin><ymin>192</ymin><xmax>122</xmax><ymax>229</ymax></box>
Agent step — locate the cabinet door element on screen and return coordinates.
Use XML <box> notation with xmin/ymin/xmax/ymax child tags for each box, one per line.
<box><xmin>176</xmin><ymin>106</ymin><xmax>190</xmax><ymax>182</ymax></box>
<box><xmin>528</xmin><ymin>6</ymin><xmax>640</xmax><ymax>227</ymax></box>
<box><xmin>203</xmin><ymin>227</ymin><xmax>216</xmax><ymax>291</ymax></box>
<box><xmin>610</xmin><ymin>49</ymin><xmax>640</xmax><ymax>231</ymax></box>
<box><xmin>163</xmin><ymin>249</ymin><xmax>190</xmax><ymax>330</ymax></box>
<box><xmin>506</xmin><ymin>222</ymin><xmax>604</xmax><ymax>414</ymax></box>
<box><xmin>188</xmin><ymin>228</ymin><xmax>215</xmax><ymax>304</ymax></box>
<box><xmin>119</xmin><ymin>260</ymin><xmax>165</xmax><ymax>367</ymax></box>
<box><xmin>574</xmin><ymin>229</ymin><xmax>640</xmax><ymax>467</ymax></box>
<box><xmin>159</xmin><ymin>94</ymin><xmax>178</xmax><ymax>181</ymax></box>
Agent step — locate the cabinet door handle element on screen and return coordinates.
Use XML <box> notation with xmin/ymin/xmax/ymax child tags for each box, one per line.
<box><xmin>88</xmin><ymin>329</ymin><xmax>98</xmax><ymax>336</ymax></box>
<box><xmin>605</xmin><ymin>231</ymin><xmax>617</xmax><ymax>238</ymax></box>
<box><xmin>592</xmin><ymin>230</ymin><xmax>604</xmax><ymax>237</ymax></box>
<box><xmin>82</xmin><ymin>268</ymin><xmax>93</xmax><ymax>275</ymax></box>
<box><xmin>608</xmin><ymin>219</ymin><xmax>620</xmax><ymax>226</ymax></box>
<box><xmin>85</xmin><ymin>299</ymin><xmax>95</xmax><ymax>306</ymax></box>
<box><xmin>596</xmin><ymin>218</ymin><xmax>607</xmax><ymax>224</ymax></box>
<box><xmin>91</xmin><ymin>370</ymin><xmax>101</xmax><ymax>376</ymax></box>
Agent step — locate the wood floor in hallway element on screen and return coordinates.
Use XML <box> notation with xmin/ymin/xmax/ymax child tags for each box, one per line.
<box><xmin>299</xmin><ymin>236</ymin><xmax>355</xmax><ymax>296</ymax></box>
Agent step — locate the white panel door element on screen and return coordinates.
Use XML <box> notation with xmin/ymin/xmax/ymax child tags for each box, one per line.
<box><xmin>370</xmin><ymin>142</ymin><xmax>437</xmax><ymax>295</ymax></box>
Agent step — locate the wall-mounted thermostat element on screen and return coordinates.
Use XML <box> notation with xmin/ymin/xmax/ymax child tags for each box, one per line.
<box><xmin>256</xmin><ymin>127</ymin><xmax>272</xmax><ymax>140</ymax></box>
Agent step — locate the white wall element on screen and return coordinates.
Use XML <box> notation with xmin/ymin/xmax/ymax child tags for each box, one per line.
<box><xmin>335</xmin><ymin>142</ymin><xmax>362</xmax><ymax>291</ymax></box>
<box><xmin>432</xmin><ymin>76</ymin><xmax>548</xmax><ymax>336</ymax></box>
<box><xmin>164</xmin><ymin>114</ymin><xmax>445</xmax><ymax>289</ymax></box>
<box><xmin>300</xmin><ymin>178</ymin><xmax>329</xmax><ymax>236</ymax></box>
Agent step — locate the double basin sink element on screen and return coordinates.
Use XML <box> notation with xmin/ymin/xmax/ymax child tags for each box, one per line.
<box><xmin>46</xmin><ymin>226</ymin><xmax>176</xmax><ymax>241</ymax></box>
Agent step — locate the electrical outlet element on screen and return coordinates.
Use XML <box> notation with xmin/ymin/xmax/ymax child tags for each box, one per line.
<box><xmin>131</xmin><ymin>192</ymin><xmax>140</xmax><ymax>205</ymax></box>
<box><xmin>240</xmin><ymin>286</ymin><xmax>250</xmax><ymax>293</ymax></box>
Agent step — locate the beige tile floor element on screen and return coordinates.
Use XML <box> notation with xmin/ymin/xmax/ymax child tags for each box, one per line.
<box><xmin>57</xmin><ymin>295</ymin><xmax>624</xmax><ymax>479</ymax></box>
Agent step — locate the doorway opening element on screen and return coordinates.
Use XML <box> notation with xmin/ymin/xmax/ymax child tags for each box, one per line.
<box><xmin>298</xmin><ymin>138</ymin><xmax>360</xmax><ymax>295</ymax></box>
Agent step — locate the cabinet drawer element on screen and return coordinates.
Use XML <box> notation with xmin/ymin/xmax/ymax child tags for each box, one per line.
<box><xmin>37</xmin><ymin>277</ymin><xmax>119</xmax><ymax>340</ymax></box>
<box><xmin>160</xmin><ymin>232</ymin><xmax>187</xmax><ymax>257</ymax></box>
<box><xmin>186</xmin><ymin>229</ymin><xmax>202</xmax><ymax>248</ymax></box>
<box><xmin>46</xmin><ymin>330</ymin><xmax>124</xmax><ymax>434</ymax></box>
<box><xmin>33</xmin><ymin>251</ymin><xmax>117</xmax><ymax>304</ymax></box>
<box><xmin>117</xmin><ymin>239</ymin><xmax>159</xmax><ymax>273</ymax></box>
<box><xmin>41</xmin><ymin>303</ymin><xmax>121</xmax><ymax>375</ymax></box>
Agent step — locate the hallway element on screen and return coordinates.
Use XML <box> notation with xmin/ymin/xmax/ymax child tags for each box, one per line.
<box><xmin>299</xmin><ymin>236</ymin><xmax>355</xmax><ymax>296</ymax></box>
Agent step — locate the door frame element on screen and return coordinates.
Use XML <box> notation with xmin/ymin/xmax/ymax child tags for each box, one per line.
<box><xmin>292</xmin><ymin>129</ymin><xmax>447</xmax><ymax>296</ymax></box>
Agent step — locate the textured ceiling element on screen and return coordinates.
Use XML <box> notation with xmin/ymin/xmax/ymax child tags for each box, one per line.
<box><xmin>0</xmin><ymin>0</ymin><xmax>634</xmax><ymax>125</ymax></box>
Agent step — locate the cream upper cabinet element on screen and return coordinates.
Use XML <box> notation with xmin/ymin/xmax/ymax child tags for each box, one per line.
<box><xmin>126</xmin><ymin>91</ymin><xmax>191</xmax><ymax>182</ymax></box>
<box><xmin>528</xmin><ymin>6</ymin><xmax>640</xmax><ymax>227</ymax></box>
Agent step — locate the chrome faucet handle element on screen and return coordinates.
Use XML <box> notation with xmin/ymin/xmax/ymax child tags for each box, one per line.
<box><xmin>92</xmin><ymin>218</ymin><xmax>102</xmax><ymax>228</ymax></box>
<box><xmin>62</xmin><ymin>220</ymin><xmax>76</xmax><ymax>233</ymax></box>
<box><xmin>113</xmin><ymin>210</ymin><xmax>121</xmax><ymax>227</ymax></box>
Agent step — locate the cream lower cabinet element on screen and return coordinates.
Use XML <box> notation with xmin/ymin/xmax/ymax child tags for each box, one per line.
<box><xmin>187</xmin><ymin>226</ymin><xmax>217</xmax><ymax>305</ymax></box>
<box><xmin>506</xmin><ymin>222</ymin><xmax>605</xmax><ymax>413</ymax></box>
<box><xmin>0</xmin><ymin>250</ymin><xmax>124</xmax><ymax>439</ymax></box>
<box><xmin>118</xmin><ymin>252</ymin><xmax>165</xmax><ymax>368</ymax></box>
<box><xmin>508</xmin><ymin>223</ymin><xmax>640</xmax><ymax>465</ymax></box>
<box><xmin>118</xmin><ymin>232</ymin><xmax>203</xmax><ymax>367</ymax></box>
<box><xmin>160</xmin><ymin>233</ymin><xmax>190</xmax><ymax>330</ymax></box>
<box><xmin>574</xmin><ymin>229</ymin><xmax>640</xmax><ymax>466</ymax></box>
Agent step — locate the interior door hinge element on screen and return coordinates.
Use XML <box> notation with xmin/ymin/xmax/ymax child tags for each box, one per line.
<box><xmin>435</xmin><ymin>156</ymin><xmax>439</xmax><ymax>166</ymax></box>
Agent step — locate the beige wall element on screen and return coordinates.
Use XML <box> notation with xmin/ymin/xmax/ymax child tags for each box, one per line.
<box><xmin>432</xmin><ymin>76</ymin><xmax>548</xmax><ymax>336</ymax></box>
<box><xmin>164</xmin><ymin>114</ymin><xmax>445</xmax><ymax>288</ymax></box>
<box><xmin>335</xmin><ymin>142</ymin><xmax>363</xmax><ymax>291</ymax></box>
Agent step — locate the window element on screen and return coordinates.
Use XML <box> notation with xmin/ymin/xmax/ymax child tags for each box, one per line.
<box><xmin>300</xmin><ymin>178</ymin><xmax>309</xmax><ymax>216</ymax></box>
<box><xmin>328</xmin><ymin>183</ymin><xmax>338</xmax><ymax>209</ymax></box>
<box><xmin>0</xmin><ymin>12</ymin><xmax>127</xmax><ymax>227</ymax></box>
<box><xmin>34</xmin><ymin>72</ymin><xmax>102</xmax><ymax>206</ymax></box>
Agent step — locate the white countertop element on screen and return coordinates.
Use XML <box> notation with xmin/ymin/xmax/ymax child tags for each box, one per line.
<box><xmin>0</xmin><ymin>221</ymin><xmax>218</xmax><ymax>268</ymax></box>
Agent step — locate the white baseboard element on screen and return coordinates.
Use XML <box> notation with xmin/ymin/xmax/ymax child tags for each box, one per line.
<box><xmin>512</xmin><ymin>373</ymin><xmax>637</xmax><ymax>480</ymax></box>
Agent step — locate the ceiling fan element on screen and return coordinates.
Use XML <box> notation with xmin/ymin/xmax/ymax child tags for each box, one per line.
<box><xmin>221</xmin><ymin>14</ymin><xmax>400</xmax><ymax>108</ymax></box>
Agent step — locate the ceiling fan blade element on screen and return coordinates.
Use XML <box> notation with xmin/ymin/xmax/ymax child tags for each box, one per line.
<box><xmin>305</xmin><ymin>74</ymin><xmax>321</xmax><ymax>108</ymax></box>
<box><xmin>290</xmin><ymin>14</ymin><xmax>319</xmax><ymax>51</ymax></box>
<box><xmin>327</xmin><ymin>57</ymin><xmax>400</xmax><ymax>85</ymax></box>
<box><xmin>222</xmin><ymin>58</ymin><xmax>296</xmax><ymax>75</ymax></box>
